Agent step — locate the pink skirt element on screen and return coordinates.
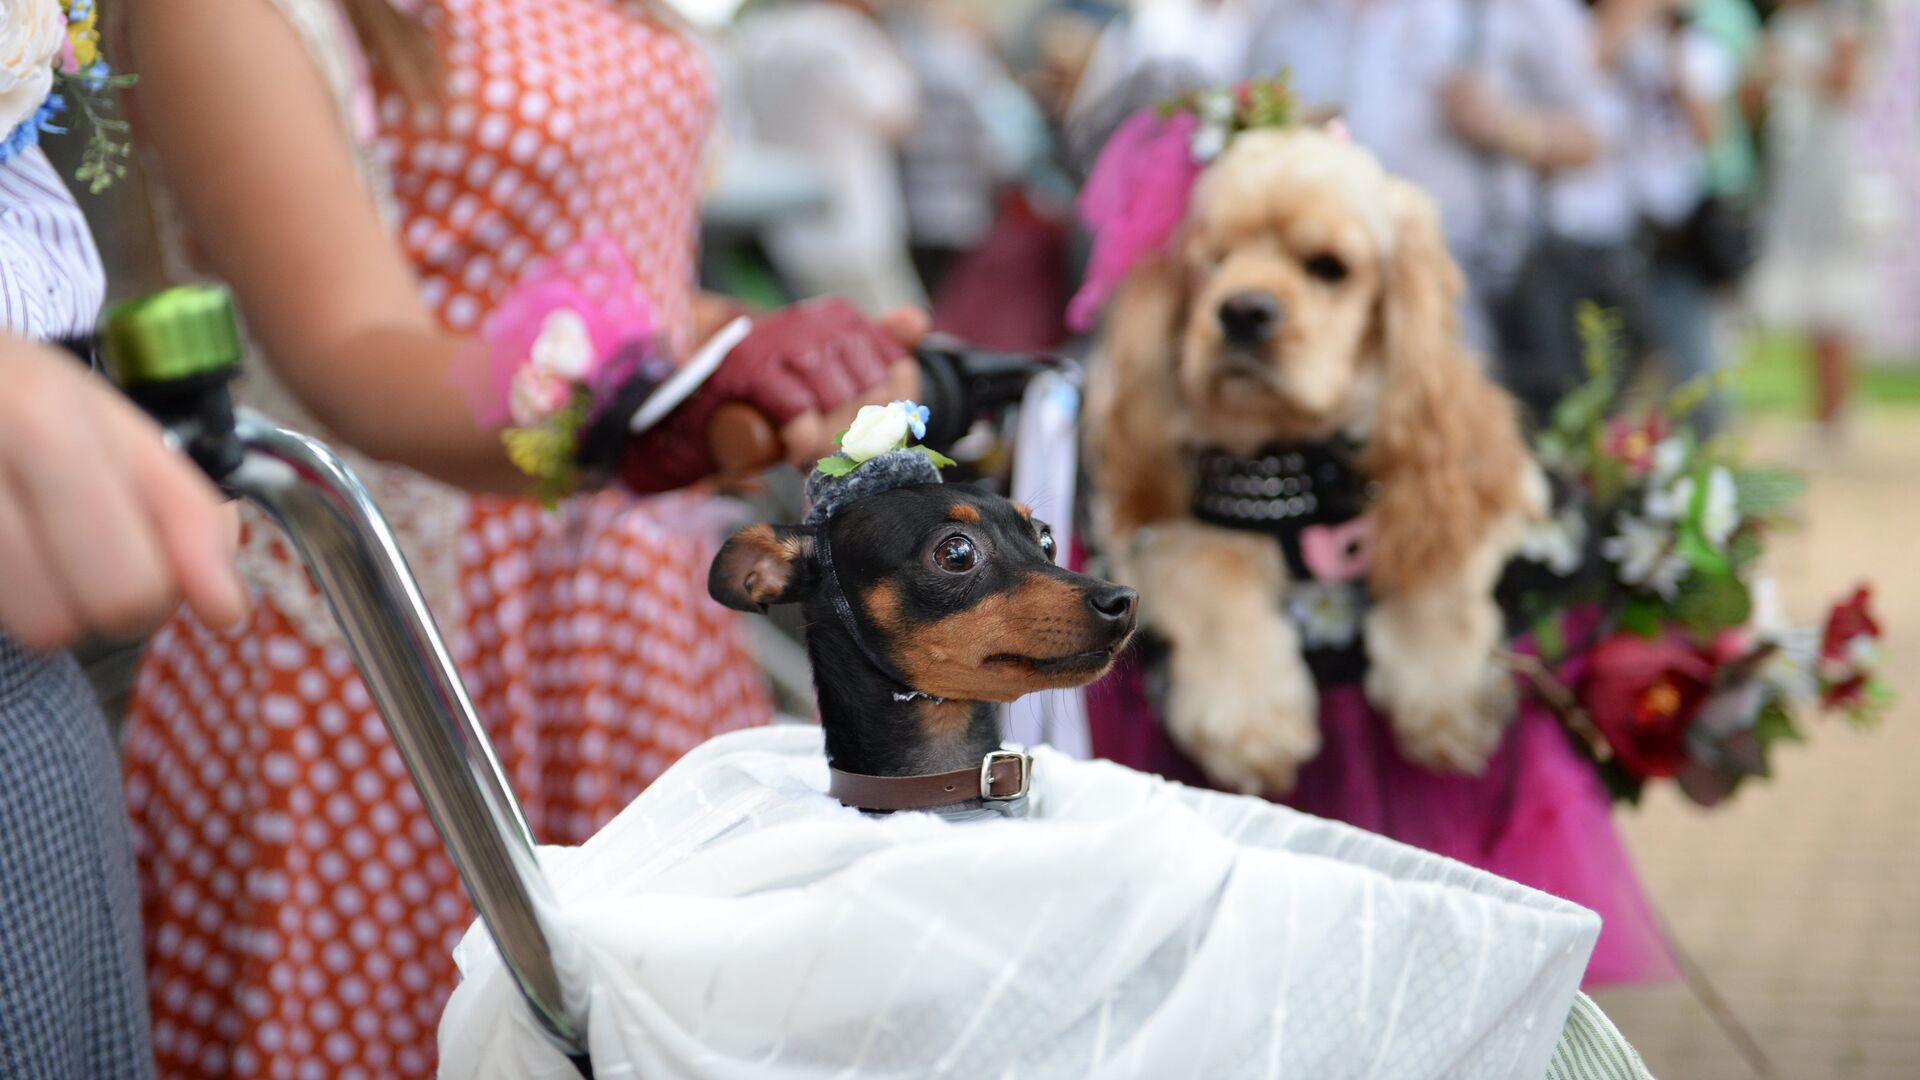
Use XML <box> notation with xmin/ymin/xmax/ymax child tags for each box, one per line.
<box><xmin>1085</xmin><ymin>654</ymin><xmax>1676</xmax><ymax>988</ymax></box>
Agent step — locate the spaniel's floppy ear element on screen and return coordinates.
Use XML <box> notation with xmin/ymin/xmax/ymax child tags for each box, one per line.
<box><xmin>709</xmin><ymin>524</ymin><xmax>817</xmax><ymax>612</ymax></box>
<box><xmin>1085</xmin><ymin>252</ymin><xmax>1194</xmax><ymax>537</ymax></box>
<box><xmin>1366</xmin><ymin>181</ymin><xmax>1529</xmax><ymax>595</ymax></box>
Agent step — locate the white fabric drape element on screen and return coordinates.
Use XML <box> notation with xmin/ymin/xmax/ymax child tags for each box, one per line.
<box><xmin>440</xmin><ymin>725</ymin><xmax>1599</xmax><ymax>1079</ymax></box>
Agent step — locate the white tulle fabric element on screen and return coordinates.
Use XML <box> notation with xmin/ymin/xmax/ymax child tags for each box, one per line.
<box><xmin>438</xmin><ymin>724</ymin><xmax>1600</xmax><ymax>1079</ymax></box>
<box><xmin>145</xmin><ymin>0</ymin><xmax>467</xmax><ymax>648</ymax></box>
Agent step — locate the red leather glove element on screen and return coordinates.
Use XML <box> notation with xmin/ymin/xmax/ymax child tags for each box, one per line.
<box><xmin>619</xmin><ymin>297</ymin><xmax>908</xmax><ymax>493</ymax></box>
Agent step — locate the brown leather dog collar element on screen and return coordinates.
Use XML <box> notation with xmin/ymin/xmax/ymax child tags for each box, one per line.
<box><xmin>830</xmin><ymin>750</ymin><xmax>1032</xmax><ymax>812</ymax></box>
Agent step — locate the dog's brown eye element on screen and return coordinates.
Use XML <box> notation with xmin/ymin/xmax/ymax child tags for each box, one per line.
<box><xmin>1039</xmin><ymin>531</ymin><xmax>1057</xmax><ymax>562</ymax></box>
<box><xmin>1305</xmin><ymin>253</ymin><xmax>1348</xmax><ymax>283</ymax></box>
<box><xmin>935</xmin><ymin>535</ymin><xmax>977</xmax><ymax>573</ymax></box>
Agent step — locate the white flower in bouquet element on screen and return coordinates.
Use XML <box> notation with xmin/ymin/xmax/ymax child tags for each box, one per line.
<box><xmin>1759</xmin><ymin>630</ymin><xmax>1821</xmax><ymax>707</ymax></box>
<box><xmin>530</xmin><ymin>309</ymin><xmax>596</xmax><ymax>381</ymax></box>
<box><xmin>840</xmin><ymin>401</ymin><xmax>914</xmax><ymax>463</ymax></box>
<box><xmin>1520</xmin><ymin>505</ymin><xmax>1587</xmax><ymax>575</ymax></box>
<box><xmin>1287</xmin><ymin>581</ymin><xmax>1363</xmax><ymax>649</ymax></box>
<box><xmin>1198</xmin><ymin>89</ymin><xmax>1235</xmax><ymax>125</ymax></box>
<box><xmin>1602</xmin><ymin>514</ymin><xmax>1689</xmax><ymax>598</ymax></box>
<box><xmin>0</xmin><ymin>0</ymin><xmax>64</xmax><ymax>136</ymax></box>
<box><xmin>1649</xmin><ymin>436</ymin><xmax>1688</xmax><ymax>486</ymax></box>
<box><xmin>1643</xmin><ymin>475</ymin><xmax>1690</xmax><ymax>523</ymax></box>
<box><xmin>1699</xmin><ymin>466</ymin><xmax>1738</xmax><ymax>549</ymax></box>
<box><xmin>508</xmin><ymin>366</ymin><xmax>570</xmax><ymax>427</ymax></box>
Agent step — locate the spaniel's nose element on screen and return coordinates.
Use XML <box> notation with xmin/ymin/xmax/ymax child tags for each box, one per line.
<box><xmin>1218</xmin><ymin>292</ymin><xmax>1283</xmax><ymax>346</ymax></box>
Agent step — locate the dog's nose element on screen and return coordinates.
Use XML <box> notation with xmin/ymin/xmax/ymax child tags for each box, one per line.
<box><xmin>1087</xmin><ymin>584</ymin><xmax>1138</xmax><ymax>631</ymax></box>
<box><xmin>1218</xmin><ymin>292</ymin><xmax>1283</xmax><ymax>346</ymax></box>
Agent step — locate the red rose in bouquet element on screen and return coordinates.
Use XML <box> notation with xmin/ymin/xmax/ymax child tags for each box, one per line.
<box><xmin>1820</xmin><ymin>586</ymin><xmax>1882</xmax><ymax>710</ymax></box>
<box><xmin>1581</xmin><ymin>633</ymin><xmax>1717</xmax><ymax>778</ymax></box>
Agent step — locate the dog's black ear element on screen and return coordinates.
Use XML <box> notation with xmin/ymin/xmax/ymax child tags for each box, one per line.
<box><xmin>709</xmin><ymin>524</ymin><xmax>817</xmax><ymax>612</ymax></box>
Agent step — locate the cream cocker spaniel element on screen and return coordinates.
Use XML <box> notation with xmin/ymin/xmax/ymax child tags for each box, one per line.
<box><xmin>1085</xmin><ymin>127</ymin><xmax>1544</xmax><ymax>794</ymax></box>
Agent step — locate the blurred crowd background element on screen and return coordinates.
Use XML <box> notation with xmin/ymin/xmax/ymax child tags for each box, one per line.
<box><xmin>52</xmin><ymin>0</ymin><xmax>1920</xmax><ymax>424</ymax></box>
<box><xmin>40</xmin><ymin>0</ymin><xmax>1917</xmax><ymax>1075</ymax></box>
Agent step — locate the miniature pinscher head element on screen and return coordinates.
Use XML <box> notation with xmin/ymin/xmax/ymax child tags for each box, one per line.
<box><xmin>710</xmin><ymin>484</ymin><xmax>1137</xmax><ymax>776</ymax></box>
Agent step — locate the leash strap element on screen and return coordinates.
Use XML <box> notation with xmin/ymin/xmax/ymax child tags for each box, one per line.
<box><xmin>812</xmin><ymin>520</ymin><xmax>943</xmax><ymax>702</ymax></box>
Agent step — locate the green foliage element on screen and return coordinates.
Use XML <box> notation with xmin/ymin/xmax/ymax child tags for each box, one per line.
<box><xmin>1672</xmin><ymin>572</ymin><xmax>1752</xmax><ymax>638</ymax></box>
<box><xmin>1750</xmin><ymin>699</ymin><xmax>1802</xmax><ymax>750</ymax></box>
<box><xmin>56</xmin><ymin>70</ymin><xmax>139</xmax><ymax>195</ymax></box>
<box><xmin>1532</xmin><ymin>616</ymin><xmax>1566</xmax><ymax>666</ymax></box>
<box><xmin>909</xmin><ymin>444</ymin><xmax>957</xmax><ymax>469</ymax></box>
<box><xmin>1732</xmin><ymin>467</ymin><xmax>1807</xmax><ymax>520</ymax></box>
<box><xmin>814</xmin><ymin>453</ymin><xmax>858</xmax><ymax>477</ymax></box>
<box><xmin>1619</xmin><ymin>598</ymin><xmax>1666</xmax><ymax>639</ymax></box>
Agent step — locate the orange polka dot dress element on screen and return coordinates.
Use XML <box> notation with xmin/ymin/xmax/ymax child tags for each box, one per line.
<box><xmin>119</xmin><ymin>2</ymin><xmax>771</xmax><ymax>1077</ymax></box>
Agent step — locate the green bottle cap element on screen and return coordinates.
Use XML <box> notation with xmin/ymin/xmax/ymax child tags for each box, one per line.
<box><xmin>100</xmin><ymin>285</ymin><xmax>244</xmax><ymax>387</ymax></box>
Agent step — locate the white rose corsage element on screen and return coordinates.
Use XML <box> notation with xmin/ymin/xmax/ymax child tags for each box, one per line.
<box><xmin>815</xmin><ymin>400</ymin><xmax>954</xmax><ymax>477</ymax></box>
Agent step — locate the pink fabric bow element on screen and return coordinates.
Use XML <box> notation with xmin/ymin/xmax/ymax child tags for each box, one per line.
<box><xmin>1065</xmin><ymin>109</ymin><xmax>1206</xmax><ymax>333</ymax></box>
<box><xmin>453</xmin><ymin>235</ymin><xmax>659</xmax><ymax>427</ymax></box>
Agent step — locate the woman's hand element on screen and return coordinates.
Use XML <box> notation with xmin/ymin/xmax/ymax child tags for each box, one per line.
<box><xmin>789</xmin><ymin>305</ymin><xmax>926</xmax><ymax>466</ymax></box>
<box><xmin>620</xmin><ymin>299</ymin><xmax>927</xmax><ymax>492</ymax></box>
<box><xmin>0</xmin><ymin>337</ymin><xmax>244</xmax><ymax>650</ymax></box>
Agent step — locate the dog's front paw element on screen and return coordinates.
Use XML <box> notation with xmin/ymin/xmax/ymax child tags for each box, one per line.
<box><xmin>1165</xmin><ymin>675</ymin><xmax>1322</xmax><ymax>796</ymax></box>
<box><xmin>1369</xmin><ymin>662</ymin><xmax>1516</xmax><ymax>774</ymax></box>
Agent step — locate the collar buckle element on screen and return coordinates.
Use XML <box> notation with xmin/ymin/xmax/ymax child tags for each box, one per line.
<box><xmin>980</xmin><ymin>750</ymin><xmax>1032</xmax><ymax>801</ymax></box>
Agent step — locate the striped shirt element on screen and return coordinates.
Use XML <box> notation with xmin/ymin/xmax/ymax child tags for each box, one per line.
<box><xmin>1548</xmin><ymin>993</ymin><xmax>1660</xmax><ymax>1080</ymax></box>
<box><xmin>0</xmin><ymin>145</ymin><xmax>106</xmax><ymax>340</ymax></box>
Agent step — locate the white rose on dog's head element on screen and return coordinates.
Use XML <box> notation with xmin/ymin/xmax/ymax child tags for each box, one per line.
<box><xmin>0</xmin><ymin>0</ymin><xmax>64</xmax><ymax>137</ymax></box>
<box><xmin>840</xmin><ymin>401</ymin><xmax>914</xmax><ymax>463</ymax></box>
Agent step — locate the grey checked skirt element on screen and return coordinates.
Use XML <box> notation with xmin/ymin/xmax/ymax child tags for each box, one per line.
<box><xmin>0</xmin><ymin>637</ymin><xmax>153</xmax><ymax>1080</ymax></box>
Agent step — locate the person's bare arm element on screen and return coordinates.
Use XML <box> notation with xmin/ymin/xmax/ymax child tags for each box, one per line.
<box><xmin>1442</xmin><ymin>75</ymin><xmax>1603</xmax><ymax>171</ymax></box>
<box><xmin>129</xmin><ymin>0</ymin><xmax>528</xmax><ymax>491</ymax></box>
<box><xmin>1824</xmin><ymin>28</ymin><xmax>1864</xmax><ymax>103</ymax></box>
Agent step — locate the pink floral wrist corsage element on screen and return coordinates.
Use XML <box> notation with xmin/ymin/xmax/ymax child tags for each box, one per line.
<box><xmin>463</xmin><ymin>237</ymin><xmax>673</xmax><ymax>506</ymax></box>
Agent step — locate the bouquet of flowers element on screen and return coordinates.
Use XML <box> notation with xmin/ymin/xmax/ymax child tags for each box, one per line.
<box><xmin>1511</xmin><ymin>306</ymin><xmax>1892</xmax><ymax>806</ymax></box>
<box><xmin>1</xmin><ymin>0</ymin><xmax>135</xmax><ymax>191</ymax></box>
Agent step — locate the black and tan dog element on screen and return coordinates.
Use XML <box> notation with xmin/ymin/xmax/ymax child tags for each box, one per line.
<box><xmin>709</xmin><ymin>484</ymin><xmax>1137</xmax><ymax>810</ymax></box>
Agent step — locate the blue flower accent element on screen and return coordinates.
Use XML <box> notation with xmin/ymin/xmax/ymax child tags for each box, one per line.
<box><xmin>903</xmin><ymin>400</ymin><xmax>929</xmax><ymax>441</ymax></box>
<box><xmin>0</xmin><ymin>96</ymin><xmax>67</xmax><ymax>164</ymax></box>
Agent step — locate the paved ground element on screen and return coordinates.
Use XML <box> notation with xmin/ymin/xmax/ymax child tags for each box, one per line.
<box><xmin>1591</xmin><ymin>411</ymin><xmax>1920</xmax><ymax>1080</ymax></box>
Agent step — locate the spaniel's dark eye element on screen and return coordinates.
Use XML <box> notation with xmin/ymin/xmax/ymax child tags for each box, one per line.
<box><xmin>1039</xmin><ymin>530</ymin><xmax>1058</xmax><ymax>562</ymax></box>
<box><xmin>935</xmin><ymin>535</ymin><xmax>977</xmax><ymax>574</ymax></box>
<box><xmin>1305</xmin><ymin>253</ymin><xmax>1348</xmax><ymax>283</ymax></box>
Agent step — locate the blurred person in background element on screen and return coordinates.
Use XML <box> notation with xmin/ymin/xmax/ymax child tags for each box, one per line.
<box><xmin>116</xmin><ymin>0</ymin><xmax>919</xmax><ymax>1075</ymax></box>
<box><xmin>1069</xmin><ymin>0</ymin><xmax>1252</xmax><ymax>128</ymax></box>
<box><xmin>1249</xmin><ymin>0</ymin><xmax>1616</xmax><ymax>371</ymax></box>
<box><xmin>733</xmin><ymin>0</ymin><xmax>927</xmax><ymax>310</ymax></box>
<box><xmin>888</xmin><ymin>0</ymin><xmax>1049</xmax><ymax>297</ymax></box>
<box><xmin>1601</xmin><ymin>0</ymin><xmax>1743</xmax><ymax>433</ymax></box>
<box><xmin>1748</xmin><ymin>0</ymin><xmax>1875</xmax><ymax>438</ymax></box>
